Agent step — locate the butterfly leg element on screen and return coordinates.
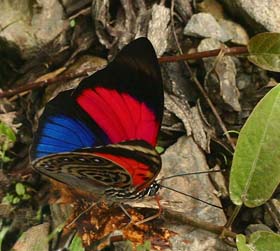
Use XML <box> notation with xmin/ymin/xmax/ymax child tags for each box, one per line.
<box><xmin>119</xmin><ymin>203</ymin><xmax>132</xmax><ymax>223</ymax></box>
<box><xmin>134</xmin><ymin>194</ymin><xmax>163</xmax><ymax>225</ymax></box>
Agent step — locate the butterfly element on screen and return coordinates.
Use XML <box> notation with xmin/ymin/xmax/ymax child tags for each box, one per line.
<box><xmin>30</xmin><ymin>37</ymin><xmax>164</xmax><ymax>202</ymax></box>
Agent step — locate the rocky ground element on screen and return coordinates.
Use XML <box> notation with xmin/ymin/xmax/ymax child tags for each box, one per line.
<box><xmin>0</xmin><ymin>0</ymin><xmax>280</xmax><ymax>250</ymax></box>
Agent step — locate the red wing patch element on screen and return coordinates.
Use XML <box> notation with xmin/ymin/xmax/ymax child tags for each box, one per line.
<box><xmin>93</xmin><ymin>152</ymin><xmax>155</xmax><ymax>188</ymax></box>
<box><xmin>77</xmin><ymin>87</ymin><xmax>160</xmax><ymax>146</ymax></box>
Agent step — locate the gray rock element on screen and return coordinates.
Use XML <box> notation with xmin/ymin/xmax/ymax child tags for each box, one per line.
<box><xmin>12</xmin><ymin>223</ymin><xmax>50</xmax><ymax>251</ymax></box>
<box><xmin>183</xmin><ymin>13</ymin><xmax>231</xmax><ymax>42</ymax></box>
<box><xmin>236</xmin><ymin>73</ymin><xmax>252</xmax><ymax>90</ymax></box>
<box><xmin>160</xmin><ymin>136</ymin><xmax>226</xmax><ymax>224</ymax></box>
<box><xmin>129</xmin><ymin>136</ymin><xmax>232</xmax><ymax>250</ymax></box>
<box><xmin>174</xmin><ymin>0</ymin><xmax>193</xmax><ymax>23</ymax></box>
<box><xmin>0</xmin><ymin>0</ymin><xmax>66</xmax><ymax>59</ymax></box>
<box><xmin>220</xmin><ymin>0</ymin><xmax>280</xmax><ymax>32</ymax></box>
<box><xmin>168</xmin><ymin>228</ymin><xmax>235</xmax><ymax>251</ymax></box>
<box><xmin>161</xmin><ymin>136</ymin><xmax>230</xmax><ymax>250</ymax></box>
<box><xmin>131</xmin><ymin>136</ymin><xmax>226</xmax><ymax>222</ymax></box>
<box><xmin>270</xmin><ymin>199</ymin><xmax>280</xmax><ymax>219</ymax></box>
<box><xmin>198</xmin><ymin>38</ymin><xmax>241</xmax><ymax>111</ymax></box>
<box><xmin>245</xmin><ymin>224</ymin><xmax>273</xmax><ymax>235</ymax></box>
<box><xmin>148</xmin><ymin>4</ymin><xmax>170</xmax><ymax>56</ymax></box>
<box><xmin>209</xmin><ymin>165</ymin><xmax>229</xmax><ymax>198</ymax></box>
<box><xmin>264</xmin><ymin>199</ymin><xmax>280</xmax><ymax>229</ymax></box>
<box><xmin>219</xmin><ymin>19</ymin><xmax>249</xmax><ymax>45</ymax></box>
<box><xmin>164</xmin><ymin>93</ymin><xmax>213</xmax><ymax>152</ymax></box>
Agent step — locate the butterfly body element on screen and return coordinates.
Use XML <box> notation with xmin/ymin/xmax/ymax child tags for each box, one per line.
<box><xmin>31</xmin><ymin>38</ymin><xmax>163</xmax><ymax>201</ymax></box>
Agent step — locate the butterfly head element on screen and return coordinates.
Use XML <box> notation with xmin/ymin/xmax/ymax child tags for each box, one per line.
<box><xmin>104</xmin><ymin>180</ymin><xmax>161</xmax><ymax>201</ymax></box>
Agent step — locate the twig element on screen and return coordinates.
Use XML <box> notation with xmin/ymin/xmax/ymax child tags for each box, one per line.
<box><xmin>0</xmin><ymin>48</ymin><xmax>248</xmax><ymax>101</ymax></box>
<box><xmin>163</xmin><ymin>208</ymin><xmax>236</xmax><ymax>239</ymax></box>
<box><xmin>158</xmin><ymin>46</ymin><xmax>248</xmax><ymax>63</ymax></box>
<box><xmin>170</xmin><ymin>0</ymin><xmax>237</xmax><ymax>150</ymax></box>
<box><xmin>265</xmin><ymin>201</ymin><xmax>280</xmax><ymax>231</ymax></box>
<box><xmin>224</xmin><ymin>205</ymin><xmax>242</xmax><ymax>229</ymax></box>
<box><xmin>0</xmin><ymin>70</ymin><xmax>93</xmax><ymax>99</ymax></box>
<box><xmin>68</xmin><ymin>6</ymin><xmax>91</xmax><ymax>20</ymax></box>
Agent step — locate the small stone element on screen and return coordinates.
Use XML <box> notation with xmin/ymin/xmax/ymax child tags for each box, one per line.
<box><xmin>148</xmin><ymin>4</ymin><xmax>170</xmax><ymax>56</ymax></box>
<box><xmin>245</xmin><ymin>224</ymin><xmax>273</xmax><ymax>235</ymax></box>
<box><xmin>220</xmin><ymin>0</ymin><xmax>280</xmax><ymax>32</ymax></box>
<box><xmin>12</xmin><ymin>223</ymin><xmax>50</xmax><ymax>251</ymax></box>
<box><xmin>197</xmin><ymin>0</ymin><xmax>225</xmax><ymax>20</ymax></box>
<box><xmin>219</xmin><ymin>19</ymin><xmax>249</xmax><ymax>45</ymax></box>
<box><xmin>198</xmin><ymin>38</ymin><xmax>241</xmax><ymax>111</ymax></box>
<box><xmin>183</xmin><ymin>13</ymin><xmax>231</xmax><ymax>42</ymax></box>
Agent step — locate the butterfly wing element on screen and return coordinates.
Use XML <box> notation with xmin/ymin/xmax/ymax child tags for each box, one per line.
<box><xmin>30</xmin><ymin>91</ymin><xmax>110</xmax><ymax>159</ymax></box>
<box><xmin>31</xmin><ymin>37</ymin><xmax>163</xmax><ymax>160</ymax></box>
<box><xmin>74</xmin><ymin>37</ymin><xmax>163</xmax><ymax>146</ymax></box>
<box><xmin>31</xmin><ymin>38</ymin><xmax>163</xmax><ymax>198</ymax></box>
<box><xmin>32</xmin><ymin>140</ymin><xmax>161</xmax><ymax>199</ymax></box>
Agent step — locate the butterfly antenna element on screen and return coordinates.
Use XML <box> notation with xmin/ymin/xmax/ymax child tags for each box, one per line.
<box><xmin>160</xmin><ymin>184</ymin><xmax>223</xmax><ymax>209</ymax></box>
<box><xmin>157</xmin><ymin>169</ymin><xmax>225</xmax><ymax>182</ymax></box>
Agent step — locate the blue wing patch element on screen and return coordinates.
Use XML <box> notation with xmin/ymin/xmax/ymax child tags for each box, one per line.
<box><xmin>31</xmin><ymin>90</ymin><xmax>110</xmax><ymax>160</ymax></box>
<box><xmin>34</xmin><ymin>115</ymin><xmax>96</xmax><ymax>158</ymax></box>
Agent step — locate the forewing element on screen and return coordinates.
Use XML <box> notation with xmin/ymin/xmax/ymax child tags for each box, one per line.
<box><xmin>31</xmin><ymin>38</ymin><xmax>163</xmax><ymax>161</ymax></box>
<box><xmin>30</xmin><ymin>91</ymin><xmax>110</xmax><ymax>160</ymax></box>
<box><xmin>74</xmin><ymin>37</ymin><xmax>163</xmax><ymax>146</ymax></box>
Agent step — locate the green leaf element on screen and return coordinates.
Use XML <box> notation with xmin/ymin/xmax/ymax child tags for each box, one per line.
<box><xmin>36</xmin><ymin>207</ymin><xmax>43</xmax><ymax>222</ymax></box>
<box><xmin>69</xmin><ymin>234</ymin><xmax>85</xmax><ymax>251</ymax></box>
<box><xmin>124</xmin><ymin>240</ymin><xmax>134</xmax><ymax>251</ymax></box>
<box><xmin>69</xmin><ymin>19</ymin><xmax>76</xmax><ymax>28</ymax></box>
<box><xmin>12</xmin><ymin>197</ymin><xmax>20</xmax><ymax>204</ymax></box>
<box><xmin>249</xmin><ymin>231</ymin><xmax>280</xmax><ymax>251</ymax></box>
<box><xmin>48</xmin><ymin>223</ymin><xmax>64</xmax><ymax>241</ymax></box>
<box><xmin>2</xmin><ymin>193</ymin><xmax>14</xmax><ymax>204</ymax></box>
<box><xmin>1</xmin><ymin>155</ymin><xmax>11</xmax><ymax>163</ymax></box>
<box><xmin>229</xmin><ymin>85</ymin><xmax>280</xmax><ymax>207</ymax></box>
<box><xmin>236</xmin><ymin>234</ymin><xmax>251</xmax><ymax>251</ymax></box>
<box><xmin>15</xmin><ymin>183</ymin><xmax>26</xmax><ymax>196</ymax></box>
<box><xmin>22</xmin><ymin>194</ymin><xmax>31</xmax><ymax>200</ymax></box>
<box><xmin>237</xmin><ymin>231</ymin><xmax>280</xmax><ymax>251</ymax></box>
<box><xmin>0</xmin><ymin>123</ymin><xmax>16</xmax><ymax>142</ymax></box>
<box><xmin>136</xmin><ymin>241</ymin><xmax>151</xmax><ymax>251</ymax></box>
<box><xmin>0</xmin><ymin>226</ymin><xmax>9</xmax><ymax>251</ymax></box>
<box><xmin>155</xmin><ymin>146</ymin><xmax>164</xmax><ymax>154</ymax></box>
<box><xmin>248</xmin><ymin>32</ymin><xmax>280</xmax><ymax>72</ymax></box>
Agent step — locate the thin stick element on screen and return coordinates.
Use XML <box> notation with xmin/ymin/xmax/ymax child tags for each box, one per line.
<box><xmin>65</xmin><ymin>201</ymin><xmax>97</xmax><ymax>229</ymax></box>
<box><xmin>224</xmin><ymin>205</ymin><xmax>242</xmax><ymax>229</ymax></box>
<box><xmin>163</xmin><ymin>208</ymin><xmax>236</xmax><ymax>239</ymax></box>
<box><xmin>265</xmin><ymin>201</ymin><xmax>280</xmax><ymax>231</ymax></box>
<box><xmin>0</xmin><ymin>71</ymin><xmax>90</xmax><ymax>99</ymax></box>
<box><xmin>0</xmin><ymin>48</ymin><xmax>248</xmax><ymax>100</ymax></box>
<box><xmin>0</xmin><ymin>34</ymin><xmax>244</xmax><ymax>151</ymax></box>
<box><xmin>170</xmin><ymin>0</ymin><xmax>236</xmax><ymax>150</ymax></box>
<box><xmin>159</xmin><ymin>47</ymin><xmax>248</xmax><ymax>63</ymax></box>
